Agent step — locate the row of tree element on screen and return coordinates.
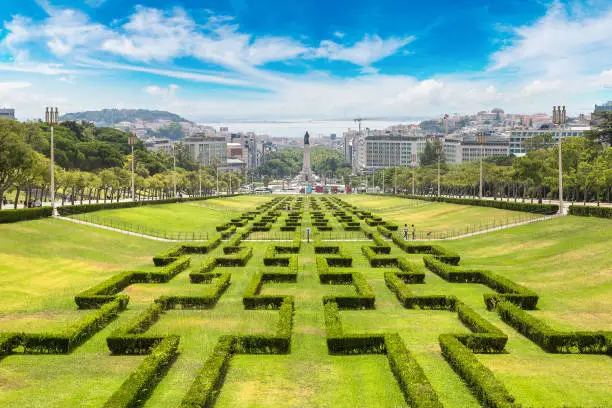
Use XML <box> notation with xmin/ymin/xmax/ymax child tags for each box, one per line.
<box><xmin>368</xmin><ymin>136</ymin><xmax>611</xmax><ymax>205</ymax></box>
<box><xmin>0</xmin><ymin>119</ymin><xmax>245</xmax><ymax>209</ymax></box>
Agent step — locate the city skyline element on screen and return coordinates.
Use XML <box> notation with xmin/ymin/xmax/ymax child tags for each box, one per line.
<box><xmin>0</xmin><ymin>0</ymin><xmax>611</xmax><ymax>130</ymax></box>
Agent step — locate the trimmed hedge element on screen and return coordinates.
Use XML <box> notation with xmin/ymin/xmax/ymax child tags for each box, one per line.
<box><xmin>569</xmin><ymin>205</ymin><xmax>612</xmax><ymax>218</ymax></box>
<box><xmin>57</xmin><ymin>195</ymin><xmax>237</xmax><ymax>216</ymax></box>
<box><xmin>423</xmin><ymin>256</ymin><xmax>538</xmax><ymax>310</ymax></box>
<box><xmin>321</xmin><ymin>272</ymin><xmax>375</xmax><ymax>309</ymax></box>
<box><xmin>76</xmin><ymin>256</ymin><xmax>190</xmax><ymax>309</ymax></box>
<box><xmin>385</xmin><ymin>333</ymin><xmax>443</xmax><ymax>408</ymax></box>
<box><xmin>391</xmin><ymin>236</ymin><xmax>460</xmax><ymax>265</ymax></box>
<box><xmin>0</xmin><ymin>207</ymin><xmax>52</xmax><ymax>224</ymax></box>
<box><xmin>361</xmin><ymin>245</ymin><xmax>396</xmax><ymax>267</ymax></box>
<box><xmin>439</xmin><ymin>334</ymin><xmax>519</xmax><ymax>408</ymax></box>
<box><xmin>153</xmin><ymin>236</ymin><xmax>221</xmax><ymax>266</ymax></box>
<box><xmin>179</xmin><ymin>335</ymin><xmax>234</xmax><ymax>408</ymax></box>
<box><xmin>11</xmin><ymin>298</ymin><xmax>128</xmax><ymax>355</ymax></box>
<box><xmin>496</xmin><ymin>301</ymin><xmax>611</xmax><ymax>354</ymax></box>
<box><xmin>103</xmin><ymin>336</ymin><xmax>179</xmax><ymax>408</ymax></box>
<box><xmin>392</xmin><ymin>194</ymin><xmax>559</xmax><ymax>215</ymax></box>
<box><xmin>385</xmin><ymin>272</ymin><xmax>456</xmax><ymax>310</ymax></box>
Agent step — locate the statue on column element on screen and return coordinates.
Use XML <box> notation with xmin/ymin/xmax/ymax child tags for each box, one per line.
<box><xmin>304</xmin><ymin>131</ymin><xmax>310</xmax><ymax>145</ymax></box>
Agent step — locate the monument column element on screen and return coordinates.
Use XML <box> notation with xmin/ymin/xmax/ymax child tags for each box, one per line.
<box><xmin>302</xmin><ymin>131</ymin><xmax>312</xmax><ymax>186</ymax></box>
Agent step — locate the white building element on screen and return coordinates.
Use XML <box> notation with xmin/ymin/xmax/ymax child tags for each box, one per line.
<box><xmin>183</xmin><ymin>134</ymin><xmax>227</xmax><ymax>167</ymax></box>
<box><xmin>508</xmin><ymin>126</ymin><xmax>589</xmax><ymax>154</ymax></box>
<box><xmin>144</xmin><ymin>138</ymin><xmax>173</xmax><ymax>155</ymax></box>
<box><xmin>0</xmin><ymin>108</ymin><xmax>16</xmax><ymax>120</ymax></box>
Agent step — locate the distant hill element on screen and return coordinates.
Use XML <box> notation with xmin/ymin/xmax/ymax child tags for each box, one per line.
<box><xmin>60</xmin><ymin>109</ymin><xmax>191</xmax><ymax>125</ymax></box>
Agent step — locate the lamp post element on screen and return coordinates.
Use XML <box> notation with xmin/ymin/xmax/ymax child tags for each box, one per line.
<box><xmin>394</xmin><ymin>161</ymin><xmax>397</xmax><ymax>195</ymax></box>
<box><xmin>198</xmin><ymin>163</ymin><xmax>202</xmax><ymax>197</ymax></box>
<box><xmin>45</xmin><ymin>107</ymin><xmax>59</xmax><ymax>216</ymax></box>
<box><xmin>436</xmin><ymin>138</ymin><xmax>443</xmax><ymax>197</ymax></box>
<box><xmin>477</xmin><ymin>131</ymin><xmax>486</xmax><ymax>199</ymax></box>
<box><xmin>216</xmin><ymin>163</ymin><xmax>220</xmax><ymax>196</ymax></box>
<box><xmin>552</xmin><ymin>105</ymin><xmax>566</xmax><ymax>214</ymax></box>
<box><xmin>172</xmin><ymin>144</ymin><xmax>177</xmax><ymax>197</ymax></box>
<box><xmin>411</xmin><ymin>160</ymin><xmax>415</xmax><ymax>195</ymax></box>
<box><xmin>128</xmin><ymin>132</ymin><xmax>137</xmax><ymax>201</ymax></box>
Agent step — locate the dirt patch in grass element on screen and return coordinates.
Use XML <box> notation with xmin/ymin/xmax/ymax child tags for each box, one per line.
<box><xmin>296</xmin><ymin>326</ymin><xmax>325</xmax><ymax>335</ymax></box>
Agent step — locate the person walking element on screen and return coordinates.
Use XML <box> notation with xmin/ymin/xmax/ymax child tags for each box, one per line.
<box><xmin>411</xmin><ymin>224</ymin><xmax>416</xmax><ymax>240</ymax></box>
<box><xmin>403</xmin><ymin>224</ymin><xmax>408</xmax><ymax>240</ymax></box>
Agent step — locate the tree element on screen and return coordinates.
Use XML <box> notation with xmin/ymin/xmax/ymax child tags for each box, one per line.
<box><xmin>419</xmin><ymin>140</ymin><xmax>444</xmax><ymax>166</ymax></box>
<box><xmin>523</xmin><ymin>133</ymin><xmax>553</xmax><ymax>152</ymax></box>
<box><xmin>584</xmin><ymin>111</ymin><xmax>612</xmax><ymax>145</ymax></box>
<box><xmin>0</xmin><ymin>119</ymin><xmax>38</xmax><ymax>209</ymax></box>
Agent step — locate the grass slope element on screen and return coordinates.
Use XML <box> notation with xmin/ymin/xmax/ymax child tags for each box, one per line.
<box><xmin>342</xmin><ymin>194</ymin><xmax>542</xmax><ymax>233</ymax></box>
<box><xmin>0</xmin><ymin>197</ymin><xmax>610</xmax><ymax>407</ymax></box>
<box><xmin>70</xmin><ymin>195</ymin><xmax>272</xmax><ymax>235</ymax></box>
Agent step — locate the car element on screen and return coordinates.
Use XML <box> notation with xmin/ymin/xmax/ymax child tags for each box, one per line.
<box><xmin>254</xmin><ymin>187</ymin><xmax>273</xmax><ymax>194</ymax></box>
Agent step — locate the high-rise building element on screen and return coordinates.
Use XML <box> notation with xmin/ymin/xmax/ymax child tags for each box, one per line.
<box><xmin>0</xmin><ymin>108</ymin><xmax>16</xmax><ymax>120</ymax></box>
<box><xmin>508</xmin><ymin>127</ymin><xmax>589</xmax><ymax>155</ymax></box>
<box><xmin>184</xmin><ymin>134</ymin><xmax>227</xmax><ymax>167</ymax></box>
<box><xmin>594</xmin><ymin>101</ymin><xmax>612</xmax><ymax>114</ymax></box>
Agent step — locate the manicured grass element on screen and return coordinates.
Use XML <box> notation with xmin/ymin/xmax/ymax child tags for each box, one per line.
<box><xmin>342</xmin><ymin>194</ymin><xmax>543</xmax><ymax>233</ymax></box>
<box><xmin>70</xmin><ymin>195</ymin><xmax>272</xmax><ymax>235</ymax></box>
<box><xmin>0</xmin><ymin>196</ymin><xmax>610</xmax><ymax>407</ymax></box>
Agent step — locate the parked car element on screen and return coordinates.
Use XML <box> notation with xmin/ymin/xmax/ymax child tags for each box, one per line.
<box><xmin>254</xmin><ymin>187</ymin><xmax>273</xmax><ymax>194</ymax></box>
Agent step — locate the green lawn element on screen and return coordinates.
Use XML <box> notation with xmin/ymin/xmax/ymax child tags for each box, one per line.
<box><xmin>342</xmin><ymin>194</ymin><xmax>543</xmax><ymax>233</ymax></box>
<box><xmin>69</xmin><ymin>195</ymin><xmax>272</xmax><ymax>236</ymax></box>
<box><xmin>0</xmin><ymin>195</ymin><xmax>610</xmax><ymax>407</ymax></box>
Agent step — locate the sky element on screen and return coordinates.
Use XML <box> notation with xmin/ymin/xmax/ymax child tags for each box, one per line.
<box><xmin>0</xmin><ymin>0</ymin><xmax>611</xmax><ymax>134</ymax></box>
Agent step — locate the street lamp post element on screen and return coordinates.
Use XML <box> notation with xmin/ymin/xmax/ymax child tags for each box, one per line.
<box><xmin>198</xmin><ymin>164</ymin><xmax>202</xmax><ymax>197</ymax></box>
<box><xmin>45</xmin><ymin>107</ymin><xmax>59</xmax><ymax>216</ymax></box>
<box><xmin>411</xmin><ymin>161</ymin><xmax>415</xmax><ymax>195</ymax></box>
<box><xmin>216</xmin><ymin>164</ymin><xmax>220</xmax><ymax>196</ymax></box>
<box><xmin>172</xmin><ymin>144</ymin><xmax>177</xmax><ymax>197</ymax></box>
<box><xmin>437</xmin><ymin>139</ymin><xmax>443</xmax><ymax>197</ymax></box>
<box><xmin>128</xmin><ymin>133</ymin><xmax>137</xmax><ymax>201</ymax></box>
<box><xmin>477</xmin><ymin>131</ymin><xmax>486</xmax><ymax>199</ymax></box>
<box><xmin>552</xmin><ymin>105</ymin><xmax>566</xmax><ymax>214</ymax></box>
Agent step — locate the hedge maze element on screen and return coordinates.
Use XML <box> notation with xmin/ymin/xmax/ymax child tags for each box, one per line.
<box><xmin>1</xmin><ymin>194</ymin><xmax>610</xmax><ymax>407</ymax></box>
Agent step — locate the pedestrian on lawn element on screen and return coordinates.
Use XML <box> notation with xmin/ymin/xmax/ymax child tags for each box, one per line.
<box><xmin>403</xmin><ymin>224</ymin><xmax>408</xmax><ymax>240</ymax></box>
<box><xmin>412</xmin><ymin>224</ymin><xmax>416</xmax><ymax>240</ymax></box>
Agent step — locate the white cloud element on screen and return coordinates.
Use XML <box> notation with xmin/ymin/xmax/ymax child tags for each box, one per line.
<box><xmin>314</xmin><ymin>34</ymin><xmax>415</xmax><ymax>66</ymax></box>
<box><xmin>0</xmin><ymin>81</ymin><xmax>32</xmax><ymax>91</ymax></box>
<box><xmin>0</xmin><ymin>62</ymin><xmax>78</xmax><ymax>75</ymax></box>
<box><xmin>145</xmin><ymin>84</ymin><xmax>179</xmax><ymax>97</ymax></box>
<box><xmin>489</xmin><ymin>1</ymin><xmax>612</xmax><ymax>78</ymax></box>
<box><xmin>520</xmin><ymin>79</ymin><xmax>563</xmax><ymax>96</ymax></box>
<box><xmin>1</xmin><ymin>4</ymin><xmax>111</xmax><ymax>59</ymax></box>
<box><xmin>76</xmin><ymin>58</ymin><xmax>255</xmax><ymax>87</ymax></box>
<box><xmin>333</xmin><ymin>31</ymin><xmax>345</xmax><ymax>39</ymax></box>
<box><xmin>101</xmin><ymin>6</ymin><xmax>194</xmax><ymax>62</ymax></box>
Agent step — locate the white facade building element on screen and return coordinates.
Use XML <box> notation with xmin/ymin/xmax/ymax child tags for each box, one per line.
<box><xmin>184</xmin><ymin>134</ymin><xmax>227</xmax><ymax>167</ymax></box>
<box><xmin>509</xmin><ymin>127</ymin><xmax>589</xmax><ymax>154</ymax></box>
<box><xmin>0</xmin><ymin>108</ymin><xmax>16</xmax><ymax>120</ymax></box>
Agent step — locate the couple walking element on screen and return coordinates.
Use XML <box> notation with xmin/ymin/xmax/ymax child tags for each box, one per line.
<box><xmin>403</xmin><ymin>224</ymin><xmax>416</xmax><ymax>240</ymax></box>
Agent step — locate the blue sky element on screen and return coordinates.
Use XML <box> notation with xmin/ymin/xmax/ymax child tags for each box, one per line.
<box><xmin>0</xmin><ymin>0</ymin><xmax>611</xmax><ymax>126</ymax></box>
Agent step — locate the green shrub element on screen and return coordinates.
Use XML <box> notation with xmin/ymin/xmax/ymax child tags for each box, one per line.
<box><xmin>423</xmin><ymin>256</ymin><xmax>538</xmax><ymax>310</ymax></box>
<box><xmin>439</xmin><ymin>334</ymin><xmax>518</xmax><ymax>408</ymax></box>
<box><xmin>103</xmin><ymin>336</ymin><xmax>179</xmax><ymax>408</ymax></box>
<box><xmin>385</xmin><ymin>272</ymin><xmax>456</xmax><ymax>310</ymax></box>
<box><xmin>20</xmin><ymin>298</ymin><xmax>127</xmax><ymax>354</ymax></box>
<box><xmin>393</xmin><ymin>194</ymin><xmax>558</xmax><ymax>215</ymax></box>
<box><xmin>0</xmin><ymin>207</ymin><xmax>52</xmax><ymax>223</ymax></box>
<box><xmin>391</xmin><ymin>236</ymin><xmax>460</xmax><ymax>264</ymax></box>
<box><xmin>179</xmin><ymin>335</ymin><xmax>234</xmax><ymax>408</ymax></box>
<box><xmin>568</xmin><ymin>205</ymin><xmax>612</xmax><ymax>218</ymax></box>
<box><xmin>385</xmin><ymin>333</ymin><xmax>443</xmax><ymax>408</ymax></box>
<box><xmin>496</xmin><ymin>301</ymin><xmax>610</xmax><ymax>354</ymax></box>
